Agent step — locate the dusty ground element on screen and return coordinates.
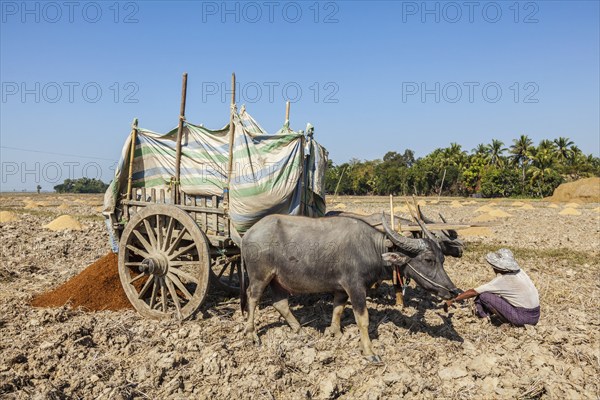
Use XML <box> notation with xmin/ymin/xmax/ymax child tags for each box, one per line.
<box><xmin>1</xmin><ymin>193</ymin><xmax>599</xmax><ymax>399</ymax></box>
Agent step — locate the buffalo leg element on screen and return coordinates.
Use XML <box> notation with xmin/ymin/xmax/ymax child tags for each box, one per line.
<box><xmin>326</xmin><ymin>291</ymin><xmax>348</xmax><ymax>337</ymax></box>
<box><xmin>270</xmin><ymin>283</ymin><xmax>301</xmax><ymax>333</ymax></box>
<box><xmin>244</xmin><ymin>279</ymin><xmax>270</xmax><ymax>345</ymax></box>
<box><xmin>349</xmin><ymin>289</ymin><xmax>380</xmax><ymax>363</ymax></box>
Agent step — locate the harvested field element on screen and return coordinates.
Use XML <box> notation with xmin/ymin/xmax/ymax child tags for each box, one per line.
<box><xmin>1</xmin><ymin>193</ymin><xmax>599</xmax><ymax>398</ymax></box>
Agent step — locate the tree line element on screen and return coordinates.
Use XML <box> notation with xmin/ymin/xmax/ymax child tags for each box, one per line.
<box><xmin>54</xmin><ymin>178</ymin><xmax>109</xmax><ymax>193</ymax></box>
<box><xmin>324</xmin><ymin>136</ymin><xmax>600</xmax><ymax>198</ymax></box>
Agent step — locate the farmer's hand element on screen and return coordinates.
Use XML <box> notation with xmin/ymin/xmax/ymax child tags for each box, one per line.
<box><xmin>444</xmin><ymin>299</ymin><xmax>453</xmax><ymax>313</ymax></box>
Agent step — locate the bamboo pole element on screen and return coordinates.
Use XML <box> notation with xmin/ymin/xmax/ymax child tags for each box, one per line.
<box><xmin>226</xmin><ymin>73</ymin><xmax>236</xmax><ymax>206</ymax></box>
<box><xmin>389</xmin><ymin>194</ymin><xmax>395</xmax><ymax>230</ymax></box>
<box><xmin>174</xmin><ymin>72</ymin><xmax>188</xmax><ymax>204</ymax></box>
<box><xmin>285</xmin><ymin>101</ymin><xmax>290</xmax><ymax>123</ymax></box>
<box><xmin>126</xmin><ymin>118</ymin><xmax>139</xmax><ymax>201</ymax></box>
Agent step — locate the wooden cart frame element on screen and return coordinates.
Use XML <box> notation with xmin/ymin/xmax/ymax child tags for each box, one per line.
<box><xmin>110</xmin><ymin>73</ymin><xmax>288</xmax><ymax>320</ymax></box>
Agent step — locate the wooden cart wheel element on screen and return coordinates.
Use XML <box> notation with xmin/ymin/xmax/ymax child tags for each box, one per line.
<box><xmin>210</xmin><ymin>255</ymin><xmax>243</xmax><ymax>295</ymax></box>
<box><xmin>118</xmin><ymin>204</ymin><xmax>210</xmax><ymax>320</ymax></box>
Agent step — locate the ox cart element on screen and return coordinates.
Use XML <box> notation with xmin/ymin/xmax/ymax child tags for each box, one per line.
<box><xmin>103</xmin><ymin>73</ymin><xmax>328</xmax><ymax>320</ymax></box>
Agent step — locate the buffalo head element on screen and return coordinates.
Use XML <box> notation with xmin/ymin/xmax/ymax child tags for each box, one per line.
<box><xmin>381</xmin><ymin>214</ymin><xmax>460</xmax><ymax>300</ymax></box>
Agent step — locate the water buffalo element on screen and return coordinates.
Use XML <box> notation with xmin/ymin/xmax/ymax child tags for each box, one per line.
<box><xmin>240</xmin><ymin>213</ymin><xmax>460</xmax><ymax>362</ymax></box>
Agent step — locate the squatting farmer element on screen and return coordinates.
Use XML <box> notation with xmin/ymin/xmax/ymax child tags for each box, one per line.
<box><xmin>444</xmin><ymin>248</ymin><xmax>540</xmax><ymax>326</ymax></box>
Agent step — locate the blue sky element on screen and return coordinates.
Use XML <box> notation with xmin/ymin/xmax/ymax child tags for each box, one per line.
<box><xmin>1</xmin><ymin>0</ymin><xmax>599</xmax><ymax>191</ymax></box>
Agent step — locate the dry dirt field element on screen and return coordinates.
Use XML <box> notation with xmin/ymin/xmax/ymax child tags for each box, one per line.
<box><xmin>1</xmin><ymin>193</ymin><xmax>599</xmax><ymax>399</ymax></box>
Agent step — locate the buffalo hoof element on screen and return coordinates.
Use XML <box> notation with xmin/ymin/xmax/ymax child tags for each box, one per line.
<box><xmin>245</xmin><ymin>331</ymin><xmax>261</xmax><ymax>346</ymax></box>
<box><xmin>365</xmin><ymin>355</ymin><xmax>383</xmax><ymax>364</ymax></box>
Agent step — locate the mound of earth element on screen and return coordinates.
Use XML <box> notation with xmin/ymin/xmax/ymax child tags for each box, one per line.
<box><xmin>520</xmin><ymin>204</ymin><xmax>535</xmax><ymax>210</ymax></box>
<box><xmin>473</xmin><ymin>213</ymin><xmax>497</xmax><ymax>222</ymax></box>
<box><xmin>546</xmin><ymin>177</ymin><xmax>600</xmax><ymax>203</ymax></box>
<box><xmin>489</xmin><ymin>209</ymin><xmax>512</xmax><ymax>218</ymax></box>
<box><xmin>43</xmin><ymin>215</ymin><xmax>82</xmax><ymax>231</ymax></box>
<box><xmin>0</xmin><ymin>211</ymin><xmax>18</xmax><ymax>223</ymax></box>
<box><xmin>475</xmin><ymin>205</ymin><xmax>494</xmax><ymax>213</ymax></box>
<box><xmin>30</xmin><ymin>253</ymin><xmax>132</xmax><ymax>311</ymax></box>
<box><xmin>559</xmin><ymin>207</ymin><xmax>582</xmax><ymax>216</ymax></box>
<box><xmin>450</xmin><ymin>200</ymin><xmax>462</xmax><ymax>208</ymax></box>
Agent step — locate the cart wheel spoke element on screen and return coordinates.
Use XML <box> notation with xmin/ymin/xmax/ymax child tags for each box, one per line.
<box><xmin>143</xmin><ymin>219</ymin><xmax>157</xmax><ymax>248</ymax></box>
<box><xmin>160</xmin><ymin>278</ymin><xmax>167</xmax><ymax>312</ymax></box>
<box><xmin>227</xmin><ymin>262</ymin><xmax>235</xmax><ymax>285</ymax></box>
<box><xmin>129</xmin><ymin>272</ymin><xmax>145</xmax><ymax>284</ymax></box>
<box><xmin>132</xmin><ymin>230</ymin><xmax>154</xmax><ymax>254</ymax></box>
<box><xmin>126</xmin><ymin>244</ymin><xmax>150</xmax><ymax>259</ymax></box>
<box><xmin>169</xmin><ymin>242</ymin><xmax>196</xmax><ymax>261</ymax></box>
<box><xmin>138</xmin><ymin>275</ymin><xmax>155</xmax><ymax>299</ymax></box>
<box><xmin>165</xmin><ymin>276</ymin><xmax>182</xmax><ymax>319</ymax></box>
<box><xmin>149</xmin><ymin>278</ymin><xmax>159</xmax><ymax>309</ymax></box>
<box><xmin>216</xmin><ymin>262</ymin><xmax>229</xmax><ymax>278</ymax></box>
<box><xmin>163</xmin><ymin>217</ymin><xmax>175</xmax><ymax>252</ymax></box>
<box><xmin>166</xmin><ymin>227</ymin><xmax>188</xmax><ymax>256</ymax></box>
<box><xmin>170</xmin><ymin>267</ymin><xmax>199</xmax><ymax>284</ymax></box>
<box><xmin>167</xmin><ymin>272</ymin><xmax>193</xmax><ymax>300</ymax></box>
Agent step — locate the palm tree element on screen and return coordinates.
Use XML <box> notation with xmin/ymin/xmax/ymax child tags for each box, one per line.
<box><xmin>486</xmin><ymin>139</ymin><xmax>507</xmax><ymax>167</ymax></box>
<box><xmin>436</xmin><ymin>143</ymin><xmax>465</xmax><ymax>198</ymax></box>
<box><xmin>553</xmin><ymin>137</ymin><xmax>575</xmax><ymax>165</ymax></box>
<box><xmin>529</xmin><ymin>146</ymin><xmax>555</xmax><ymax>197</ymax></box>
<box><xmin>509</xmin><ymin>135</ymin><xmax>533</xmax><ymax>188</ymax></box>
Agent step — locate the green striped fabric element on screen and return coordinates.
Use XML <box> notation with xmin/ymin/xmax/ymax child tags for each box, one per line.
<box><xmin>103</xmin><ymin>108</ymin><xmax>328</xmax><ymax>236</ymax></box>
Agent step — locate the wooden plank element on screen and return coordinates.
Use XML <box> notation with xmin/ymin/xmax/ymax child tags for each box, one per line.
<box><xmin>201</xmin><ymin>197</ymin><xmax>208</xmax><ymax>230</ymax></box>
<box><xmin>151</xmin><ymin>188</ymin><xmax>156</xmax><ymax>203</ymax></box>
<box><xmin>141</xmin><ymin>188</ymin><xmax>147</xmax><ymax>202</ymax></box>
<box><xmin>122</xmin><ymin>200</ymin><xmax>226</xmax><ymax>215</ymax></box>
<box><xmin>159</xmin><ymin>189</ymin><xmax>165</xmax><ymax>203</ymax></box>
<box><xmin>211</xmin><ymin>195</ymin><xmax>218</xmax><ymax>233</ymax></box>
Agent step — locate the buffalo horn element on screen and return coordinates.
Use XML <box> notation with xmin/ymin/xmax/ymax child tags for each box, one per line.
<box><xmin>381</xmin><ymin>213</ymin><xmax>426</xmax><ymax>254</ymax></box>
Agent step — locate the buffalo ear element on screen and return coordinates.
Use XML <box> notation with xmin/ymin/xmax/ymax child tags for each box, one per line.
<box><xmin>382</xmin><ymin>252</ymin><xmax>410</xmax><ymax>266</ymax></box>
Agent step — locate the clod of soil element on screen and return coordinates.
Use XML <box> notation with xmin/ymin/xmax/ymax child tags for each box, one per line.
<box><xmin>0</xmin><ymin>211</ymin><xmax>18</xmax><ymax>223</ymax></box>
<box><xmin>546</xmin><ymin>177</ymin><xmax>600</xmax><ymax>203</ymax></box>
<box><xmin>43</xmin><ymin>215</ymin><xmax>82</xmax><ymax>231</ymax></box>
<box><xmin>559</xmin><ymin>207</ymin><xmax>582</xmax><ymax>216</ymax></box>
<box><xmin>30</xmin><ymin>253</ymin><xmax>132</xmax><ymax>311</ymax></box>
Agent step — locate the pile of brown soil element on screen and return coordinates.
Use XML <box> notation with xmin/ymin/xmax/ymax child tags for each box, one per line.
<box><xmin>546</xmin><ymin>177</ymin><xmax>600</xmax><ymax>203</ymax></box>
<box><xmin>31</xmin><ymin>253</ymin><xmax>132</xmax><ymax>311</ymax></box>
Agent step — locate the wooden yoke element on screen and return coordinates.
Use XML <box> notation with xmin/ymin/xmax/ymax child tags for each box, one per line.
<box><xmin>174</xmin><ymin>72</ymin><xmax>188</xmax><ymax>204</ymax></box>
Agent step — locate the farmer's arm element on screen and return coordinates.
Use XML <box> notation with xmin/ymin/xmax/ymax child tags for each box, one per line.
<box><xmin>444</xmin><ymin>289</ymin><xmax>478</xmax><ymax>311</ymax></box>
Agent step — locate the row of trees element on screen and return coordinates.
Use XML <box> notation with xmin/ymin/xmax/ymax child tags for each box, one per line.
<box><xmin>54</xmin><ymin>178</ymin><xmax>109</xmax><ymax>193</ymax></box>
<box><xmin>325</xmin><ymin>136</ymin><xmax>600</xmax><ymax>198</ymax></box>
